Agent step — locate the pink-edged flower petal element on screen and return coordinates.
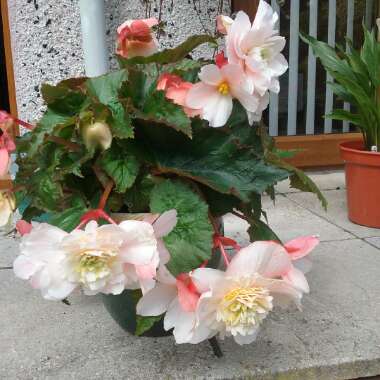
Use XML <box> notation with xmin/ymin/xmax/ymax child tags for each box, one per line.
<box><xmin>136</xmin><ymin>283</ymin><xmax>177</xmax><ymax>316</ymax></box>
<box><xmin>227</xmin><ymin>241</ymin><xmax>290</xmax><ymax>279</ymax></box>
<box><xmin>191</xmin><ymin>268</ymin><xmax>224</xmax><ymax>293</ymax></box>
<box><xmin>260</xmin><ymin>277</ymin><xmax>303</xmax><ymax>309</ymax></box>
<box><xmin>119</xmin><ymin>220</ymin><xmax>157</xmax><ymax>265</ymax></box>
<box><xmin>16</xmin><ymin>220</ymin><xmax>33</xmax><ymax>236</ymax></box>
<box><xmin>284</xmin><ymin>236</ymin><xmax>319</xmax><ymax>260</ymax></box>
<box><xmin>253</xmin><ymin>0</ymin><xmax>278</xmax><ymax>30</ymax></box>
<box><xmin>186</xmin><ymin>82</ymin><xmax>218</xmax><ymax>110</ymax></box>
<box><xmin>153</xmin><ymin>209</ymin><xmax>177</xmax><ymax>238</ymax></box>
<box><xmin>198</xmin><ymin>64</ymin><xmax>224</xmax><ymax>86</ymax></box>
<box><xmin>283</xmin><ymin>266</ymin><xmax>310</xmax><ymax>294</ymax></box>
<box><xmin>0</xmin><ymin>148</ymin><xmax>9</xmax><ymax>176</ymax></box>
<box><xmin>142</xmin><ymin>17</ymin><xmax>159</xmax><ymax>28</ymax></box>
<box><xmin>13</xmin><ymin>255</ymin><xmax>39</xmax><ymax>280</ymax></box>
<box><xmin>176</xmin><ymin>277</ymin><xmax>199</xmax><ymax>312</ymax></box>
<box><xmin>263</xmin><ymin>244</ymin><xmax>293</xmax><ymax>278</ymax></box>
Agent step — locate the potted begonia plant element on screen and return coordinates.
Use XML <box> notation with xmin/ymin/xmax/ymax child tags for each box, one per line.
<box><xmin>302</xmin><ymin>22</ymin><xmax>380</xmax><ymax>228</ymax></box>
<box><xmin>1</xmin><ymin>1</ymin><xmax>324</xmax><ymax>353</ymax></box>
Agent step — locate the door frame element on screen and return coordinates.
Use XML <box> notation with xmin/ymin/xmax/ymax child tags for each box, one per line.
<box><xmin>0</xmin><ymin>0</ymin><xmax>17</xmax><ymax>189</ymax></box>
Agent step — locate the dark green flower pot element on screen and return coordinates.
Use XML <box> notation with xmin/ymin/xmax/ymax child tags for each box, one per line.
<box><xmin>102</xmin><ymin>290</ymin><xmax>171</xmax><ymax>337</ymax></box>
<box><xmin>102</xmin><ymin>247</ymin><xmax>222</xmax><ymax>337</ymax></box>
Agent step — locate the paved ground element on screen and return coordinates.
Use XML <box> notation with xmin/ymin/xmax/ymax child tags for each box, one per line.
<box><xmin>1</xmin><ymin>170</ymin><xmax>380</xmax><ymax>380</ymax></box>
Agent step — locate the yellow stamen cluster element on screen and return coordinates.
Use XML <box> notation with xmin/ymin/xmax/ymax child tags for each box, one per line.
<box><xmin>217</xmin><ymin>286</ymin><xmax>273</xmax><ymax>331</ymax></box>
<box><xmin>218</xmin><ymin>82</ymin><xmax>230</xmax><ymax>96</ymax></box>
<box><xmin>74</xmin><ymin>249</ymin><xmax>117</xmax><ymax>284</ymax></box>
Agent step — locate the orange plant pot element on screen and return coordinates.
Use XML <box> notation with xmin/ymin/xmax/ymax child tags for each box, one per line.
<box><xmin>340</xmin><ymin>141</ymin><xmax>380</xmax><ymax>228</ymax></box>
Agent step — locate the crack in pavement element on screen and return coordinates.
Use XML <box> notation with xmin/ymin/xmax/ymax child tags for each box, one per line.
<box><xmin>282</xmin><ymin>193</ymin><xmax>380</xmax><ymax>252</ymax></box>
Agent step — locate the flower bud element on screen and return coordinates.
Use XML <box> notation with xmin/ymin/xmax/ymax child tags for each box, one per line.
<box><xmin>216</xmin><ymin>15</ymin><xmax>233</xmax><ymax>35</ymax></box>
<box><xmin>0</xmin><ymin>191</ymin><xmax>16</xmax><ymax>227</ymax></box>
<box><xmin>82</xmin><ymin>122</ymin><xmax>112</xmax><ymax>151</ymax></box>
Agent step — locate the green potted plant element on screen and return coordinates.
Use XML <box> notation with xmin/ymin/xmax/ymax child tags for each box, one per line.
<box><xmin>302</xmin><ymin>23</ymin><xmax>380</xmax><ymax>228</ymax></box>
<box><xmin>1</xmin><ymin>1</ymin><xmax>325</xmax><ymax>353</ymax></box>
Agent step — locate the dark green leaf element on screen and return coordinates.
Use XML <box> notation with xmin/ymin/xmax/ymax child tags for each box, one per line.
<box><xmin>142</xmin><ymin>91</ymin><xmax>192</xmax><ymax>138</ymax></box>
<box><xmin>32</xmin><ymin>173</ymin><xmax>64</xmax><ymax>211</ymax></box>
<box><xmin>49</xmin><ymin>204</ymin><xmax>88</xmax><ymax>232</ymax></box>
<box><xmin>99</xmin><ymin>143</ymin><xmax>140</xmax><ymax>193</ymax></box>
<box><xmin>135</xmin><ymin>315</ymin><xmax>163</xmax><ymax>336</ymax></box>
<box><xmin>86</xmin><ymin>70</ymin><xmax>133</xmax><ymax>139</ymax></box>
<box><xmin>150</xmin><ymin>180</ymin><xmax>213</xmax><ymax>275</ymax></box>
<box><xmin>267</xmin><ymin>152</ymin><xmax>328</xmax><ymax>210</ymax></box>
<box><xmin>150</xmin><ymin>126</ymin><xmax>288</xmax><ymax>202</ymax></box>
<box><xmin>27</xmin><ymin>110</ymin><xmax>75</xmax><ymax>157</ymax></box>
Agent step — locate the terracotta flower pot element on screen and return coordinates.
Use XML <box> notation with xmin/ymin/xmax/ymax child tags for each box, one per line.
<box><xmin>340</xmin><ymin>141</ymin><xmax>380</xmax><ymax>228</ymax></box>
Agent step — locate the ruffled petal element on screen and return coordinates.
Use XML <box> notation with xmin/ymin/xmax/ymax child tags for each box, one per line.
<box><xmin>186</xmin><ymin>83</ymin><xmax>218</xmax><ymax>110</ymax></box>
<box><xmin>283</xmin><ymin>266</ymin><xmax>310</xmax><ymax>294</ymax></box>
<box><xmin>284</xmin><ymin>236</ymin><xmax>319</xmax><ymax>260</ymax></box>
<box><xmin>136</xmin><ymin>283</ymin><xmax>177</xmax><ymax>316</ymax></box>
<box><xmin>191</xmin><ymin>268</ymin><xmax>224</xmax><ymax>293</ymax></box>
<box><xmin>227</xmin><ymin>241</ymin><xmax>287</xmax><ymax>278</ymax></box>
<box><xmin>153</xmin><ymin>209</ymin><xmax>177</xmax><ymax>238</ymax></box>
<box><xmin>198</xmin><ymin>64</ymin><xmax>223</xmax><ymax>86</ymax></box>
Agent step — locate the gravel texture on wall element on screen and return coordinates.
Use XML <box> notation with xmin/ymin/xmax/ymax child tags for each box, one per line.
<box><xmin>7</xmin><ymin>0</ymin><xmax>230</xmax><ymax>121</ymax></box>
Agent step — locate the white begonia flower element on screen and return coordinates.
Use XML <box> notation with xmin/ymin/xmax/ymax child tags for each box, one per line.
<box><xmin>191</xmin><ymin>241</ymin><xmax>303</xmax><ymax>345</ymax></box>
<box><xmin>14</xmin><ymin>220</ymin><xmax>159</xmax><ymax>299</ymax></box>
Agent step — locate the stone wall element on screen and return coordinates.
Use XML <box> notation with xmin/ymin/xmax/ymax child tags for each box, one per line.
<box><xmin>7</xmin><ymin>0</ymin><xmax>230</xmax><ymax>121</ymax></box>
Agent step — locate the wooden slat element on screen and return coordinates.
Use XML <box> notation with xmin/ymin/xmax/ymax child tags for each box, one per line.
<box><xmin>287</xmin><ymin>0</ymin><xmax>300</xmax><ymax>136</ymax></box>
<box><xmin>306</xmin><ymin>0</ymin><xmax>318</xmax><ymax>135</ymax></box>
<box><xmin>343</xmin><ymin>0</ymin><xmax>355</xmax><ymax>133</ymax></box>
<box><xmin>232</xmin><ymin>0</ymin><xmax>260</xmax><ymax>18</ymax></box>
<box><xmin>324</xmin><ymin>0</ymin><xmax>337</xmax><ymax>134</ymax></box>
<box><xmin>275</xmin><ymin>133</ymin><xmax>362</xmax><ymax>168</ymax></box>
<box><xmin>0</xmin><ymin>0</ymin><xmax>17</xmax><ymax>189</ymax></box>
<box><xmin>269</xmin><ymin>0</ymin><xmax>280</xmax><ymax>136</ymax></box>
<box><xmin>1</xmin><ymin>0</ymin><xmax>17</xmax><ymax>119</ymax></box>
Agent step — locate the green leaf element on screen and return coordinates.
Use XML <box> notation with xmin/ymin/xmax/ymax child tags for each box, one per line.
<box><xmin>142</xmin><ymin>91</ymin><xmax>192</xmax><ymax>138</ymax></box>
<box><xmin>49</xmin><ymin>204</ymin><xmax>88</xmax><ymax>232</ymax></box>
<box><xmin>150</xmin><ymin>125</ymin><xmax>288</xmax><ymax>202</ymax></box>
<box><xmin>135</xmin><ymin>315</ymin><xmax>163</xmax><ymax>336</ymax></box>
<box><xmin>124</xmin><ymin>175</ymin><xmax>156</xmax><ymax>213</ymax></box>
<box><xmin>248</xmin><ymin>219</ymin><xmax>281</xmax><ymax>242</ymax></box>
<box><xmin>150</xmin><ymin>180</ymin><xmax>214</xmax><ymax>276</ymax></box>
<box><xmin>325</xmin><ymin>109</ymin><xmax>362</xmax><ymax>126</ymax></box>
<box><xmin>361</xmin><ymin>26</ymin><xmax>380</xmax><ymax>87</ymax></box>
<box><xmin>41</xmin><ymin>83</ymin><xmax>87</xmax><ymax>116</ymax></box>
<box><xmin>86</xmin><ymin>70</ymin><xmax>133</xmax><ymax>139</ymax></box>
<box><xmin>121</xmin><ymin>35</ymin><xmax>216</xmax><ymax>65</ymax></box>
<box><xmin>27</xmin><ymin>110</ymin><xmax>75</xmax><ymax>157</ymax></box>
<box><xmin>99</xmin><ymin>143</ymin><xmax>140</xmax><ymax>193</ymax></box>
<box><xmin>32</xmin><ymin>173</ymin><xmax>64</xmax><ymax>211</ymax></box>
<box><xmin>267</xmin><ymin>152</ymin><xmax>328</xmax><ymax>210</ymax></box>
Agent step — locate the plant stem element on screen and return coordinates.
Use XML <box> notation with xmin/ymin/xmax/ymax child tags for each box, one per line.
<box><xmin>98</xmin><ymin>180</ymin><xmax>114</xmax><ymax>210</ymax></box>
<box><xmin>208</xmin><ymin>337</ymin><xmax>223</xmax><ymax>358</ymax></box>
<box><xmin>48</xmin><ymin>136</ymin><xmax>81</xmax><ymax>152</ymax></box>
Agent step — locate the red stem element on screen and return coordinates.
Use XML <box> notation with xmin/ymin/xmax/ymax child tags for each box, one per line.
<box><xmin>98</xmin><ymin>181</ymin><xmax>114</xmax><ymax>210</ymax></box>
<box><xmin>14</xmin><ymin>118</ymin><xmax>34</xmax><ymax>130</ymax></box>
<box><xmin>218</xmin><ymin>240</ymin><xmax>230</xmax><ymax>267</ymax></box>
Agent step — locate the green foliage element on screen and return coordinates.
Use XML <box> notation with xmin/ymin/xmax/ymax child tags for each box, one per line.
<box><xmin>99</xmin><ymin>142</ymin><xmax>140</xmax><ymax>193</ymax></box>
<box><xmin>135</xmin><ymin>315</ymin><xmax>163</xmax><ymax>336</ymax></box>
<box><xmin>301</xmin><ymin>27</ymin><xmax>380</xmax><ymax>150</ymax></box>
<box><xmin>86</xmin><ymin>70</ymin><xmax>133</xmax><ymax>139</ymax></box>
<box><xmin>150</xmin><ymin>180</ymin><xmax>214</xmax><ymax>276</ymax></box>
<box><xmin>13</xmin><ymin>28</ymin><xmax>325</xmax><ymax>282</ymax></box>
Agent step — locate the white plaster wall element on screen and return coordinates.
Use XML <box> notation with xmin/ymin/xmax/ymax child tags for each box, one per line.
<box><xmin>7</xmin><ymin>0</ymin><xmax>230</xmax><ymax>121</ymax></box>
